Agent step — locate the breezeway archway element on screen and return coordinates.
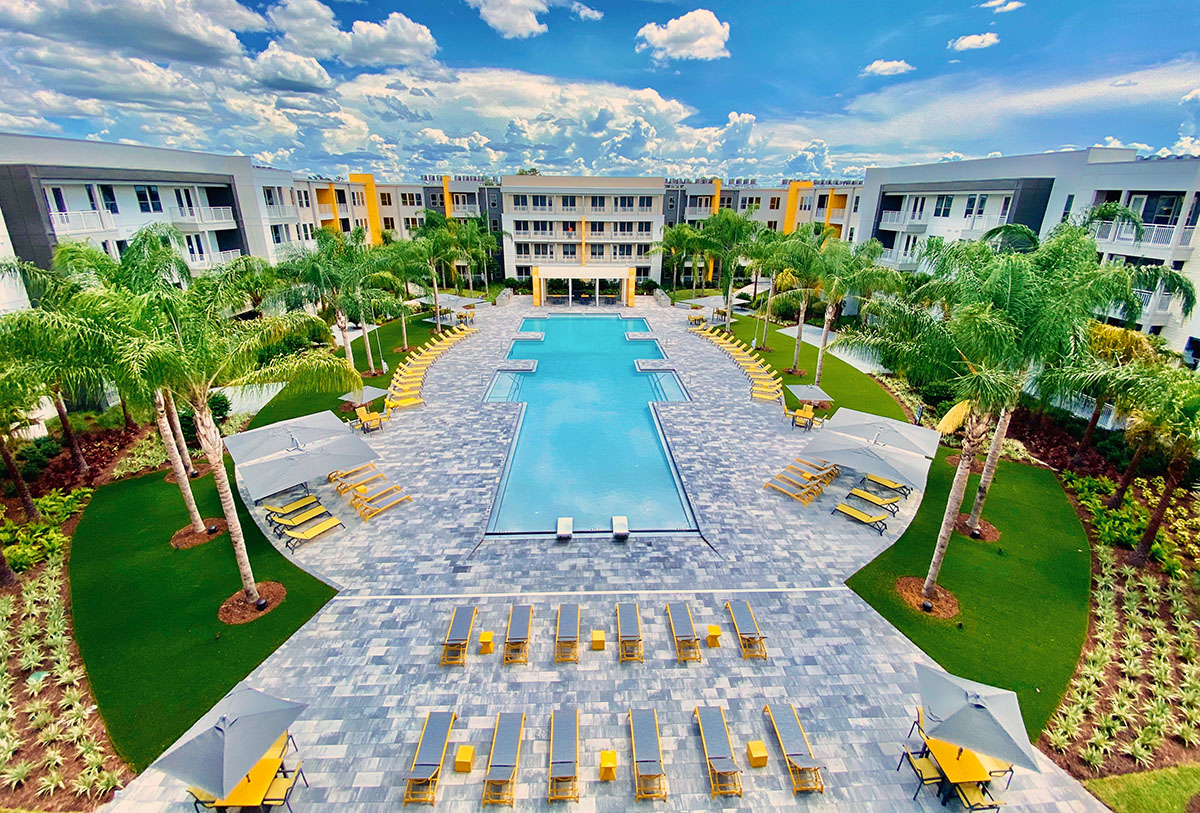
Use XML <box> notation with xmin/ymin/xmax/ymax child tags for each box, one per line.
<box><xmin>530</xmin><ymin>265</ymin><xmax>637</xmax><ymax>307</ymax></box>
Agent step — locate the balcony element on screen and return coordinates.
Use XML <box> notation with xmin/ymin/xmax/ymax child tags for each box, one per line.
<box><xmin>1183</xmin><ymin>227</ymin><xmax>1196</xmax><ymax>247</ymax></box>
<box><xmin>264</xmin><ymin>204</ymin><xmax>297</xmax><ymax>220</ymax></box>
<box><xmin>531</xmin><ymin>204</ymin><xmax>553</xmax><ymax>213</ymax></box>
<box><xmin>1093</xmin><ymin>221</ymin><xmax>1184</xmax><ymax>249</ymax></box>
<box><xmin>559</xmin><ymin>203</ymin><xmax>579</xmax><ymax>214</ymax></box>
<box><xmin>814</xmin><ymin>207</ymin><xmax>827</xmax><ymax>220</ymax></box>
<box><xmin>453</xmin><ymin>204</ymin><xmax>480</xmax><ymax>218</ymax></box>
<box><xmin>878</xmin><ymin>210</ymin><xmax>905</xmax><ymax>229</ymax></box>
<box><xmin>587</xmin><ymin>205</ymin><xmax>607</xmax><ymax>215</ymax></box>
<box><xmin>170</xmin><ymin>206</ymin><xmax>235</xmax><ymax>227</ymax></box>
<box><xmin>510</xmin><ymin>204</ymin><xmax>530</xmax><ymax>213</ymax></box>
<box><xmin>637</xmin><ymin>205</ymin><xmax>654</xmax><ymax>214</ymax></box>
<box><xmin>829</xmin><ymin>207</ymin><xmax>847</xmax><ymax>221</ymax></box>
<box><xmin>961</xmin><ymin>214</ymin><xmax>1008</xmax><ymax>236</ymax></box>
<box><xmin>49</xmin><ymin>210</ymin><xmax>112</xmax><ymax>234</ymax></box>
<box><xmin>317</xmin><ymin>204</ymin><xmax>335</xmax><ymax>219</ymax></box>
<box><xmin>615</xmin><ymin>205</ymin><xmax>634</xmax><ymax>213</ymax></box>
<box><xmin>879</xmin><ymin>248</ymin><xmax>919</xmax><ymax>270</ymax></box>
<box><xmin>185</xmin><ymin>249</ymin><xmax>242</xmax><ymax>269</ymax></box>
<box><xmin>531</xmin><ymin>229</ymin><xmax>554</xmax><ymax>237</ymax></box>
<box><xmin>684</xmin><ymin>206</ymin><xmax>710</xmax><ymax>220</ymax></box>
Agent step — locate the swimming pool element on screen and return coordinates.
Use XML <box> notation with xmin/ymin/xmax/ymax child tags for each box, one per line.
<box><xmin>486</xmin><ymin>315</ymin><xmax>696</xmax><ymax>534</ymax></box>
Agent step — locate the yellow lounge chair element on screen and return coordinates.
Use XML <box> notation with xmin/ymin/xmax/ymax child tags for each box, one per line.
<box><xmin>764</xmin><ymin>704</ymin><xmax>824</xmax><ymax>794</ymax></box>
<box><xmin>629</xmin><ymin>709</ymin><xmax>667</xmax><ymax>801</ymax></box>
<box><xmin>282</xmin><ymin>515</ymin><xmax>344</xmax><ymax>551</ymax></box>
<box><xmin>260</xmin><ymin>494</ymin><xmax>318</xmax><ymax>516</ymax></box>
<box><xmin>764</xmin><ymin>478</ymin><xmax>822</xmax><ymax>505</ymax></box>
<box><xmin>503</xmin><ymin>604</ymin><xmax>533</xmax><ymax>665</ymax></box>
<box><xmin>725</xmin><ymin>599</ymin><xmax>767</xmax><ymax>659</ymax></box>
<box><xmin>327</xmin><ymin>463</ymin><xmax>376</xmax><ymax>484</ymax></box>
<box><xmin>617</xmin><ymin>602</ymin><xmax>642</xmax><ymax>663</ymax></box>
<box><xmin>695</xmin><ymin>706</ymin><xmax>741</xmax><ymax>797</ymax></box>
<box><xmin>955</xmin><ymin>783</ymin><xmax>1005</xmax><ymax>811</ymax></box>
<box><xmin>355</xmin><ymin>406</ymin><xmax>384</xmax><ymax>432</ymax></box>
<box><xmin>349</xmin><ymin>483</ymin><xmax>401</xmax><ymax>507</ymax></box>
<box><xmin>269</xmin><ymin>504</ymin><xmax>330</xmax><ymax>535</ymax></box>
<box><xmin>335</xmin><ymin>471</ymin><xmax>383</xmax><ymax>495</ymax></box>
<box><xmin>482</xmin><ymin>712</ymin><xmax>525</xmax><ymax>806</ymax></box>
<box><xmin>404</xmin><ymin>711</ymin><xmax>456</xmax><ymax>805</ymax></box>
<box><xmin>786</xmin><ymin>463</ymin><xmax>836</xmax><ymax>485</ymax></box>
<box><xmin>554</xmin><ymin>603</ymin><xmax>580</xmax><ymax>663</ymax></box>
<box><xmin>848</xmin><ymin>487</ymin><xmax>901</xmax><ymax>516</ymax></box>
<box><xmin>356</xmin><ymin>492</ymin><xmax>412</xmax><ymax>522</ymax></box>
<box><xmin>831</xmin><ymin>503</ymin><xmax>888</xmax><ymax>535</ymax></box>
<box><xmin>384</xmin><ymin>397</ymin><xmax>424</xmax><ymax>418</ymax></box>
<box><xmin>548</xmin><ymin>709</ymin><xmax>579</xmax><ymax>802</ymax></box>
<box><xmin>666</xmin><ymin>602</ymin><xmax>701</xmax><ymax>663</ymax></box>
<box><xmin>794</xmin><ymin>457</ymin><xmax>838</xmax><ymax>477</ymax></box>
<box><xmin>862</xmin><ymin>473</ymin><xmax>914</xmax><ymax>497</ymax></box>
<box><xmin>442</xmin><ymin>605</ymin><xmax>476</xmax><ymax>666</ymax></box>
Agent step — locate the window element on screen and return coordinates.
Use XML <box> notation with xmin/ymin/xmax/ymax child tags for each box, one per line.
<box><xmin>561</xmin><ymin>195</ymin><xmax>576</xmax><ymax>209</ymax></box>
<box><xmin>85</xmin><ymin>185</ymin><xmax>98</xmax><ymax>211</ymax></box>
<box><xmin>511</xmin><ymin>194</ymin><xmax>527</xmax><ymax>208</ymax></box>
<box><xmin>934</xmin><ymin>195</ymin><xmax>953</xmax><ymax>218</ymax></box>
<box><xmin>403</xmin><ymin>217</ymin><xmax>421</xmax><ymax>232</ymax></box>
<box><xmin>271</xmin><ymin>224</ymin><xmax>285</xmax><ymax>244</ymax></box>
<box><xmin>765</xmin><ymin>221</ymin><xmax>778</xmax><ymax>231</ymax></box>
<box><xmin>134</xmin><ymin>185</ymin><xmax>163</xmax><ymax>213</ymax></box>
<box><xmin>589</xmin><ymin>221</ymin><xmax>605</xmax><ymax>234</ymax></box>
<box><xmin>429</xmin><ymin>192</ymin><xmax>444</xmax><ymax>208</ymax></box>
<box><xmin>635</xmin><ymin>266</ymin><xmax>650</xmax><ymax>279</ymax></box>
<box><xmin>452</xmin><ymin>192</ymin><xmax>472</xmax><ymax>208</ymax></box>
<box><xmin>616</xmin><ymin>244</ymin><xmax>633</xmax><ymax>258</ymax></box>
<box><xmin>533</xmin><ymin>244</ymin><xmax>550</xmax><ymax>258</ymax></box>
<box><xmin>853</xmin><ymin>195</ymin><xmax>860</xmax><ymax>213</ymax></box>
<box><xmin>515</xmin><ymin>243</ymin><xmax>531</xmax><ymax>257</ymax></box>
<box><xmin>637</xmin><ymin>222</ymin><xmax>652</xmax><ymax>234</ymax></box>
<box><xmin>379</xmin><ymin>192</ymin><xmax>393</xmax><ymax>207</ymax></box>
<box><xmin>263</xmin><ymin>187</ymin><xmax>278</xmax><ymax>206</ymax></box>
<box><xmin>336</xmin><ymin>189</ymin><xmax>348</xmax><ymax>205</ymax></box>
<box><xmin>382</xmin><ymin>216</ymin><xmax>396</xmax><ymax>232</ymax></box>
<box><xmin>590</xmin><ymin>195</ymin><xmax>606</xmax><ymax>210</ymax></box>
<box><xmin>636</xmin><ymin>243</ymin><xmax>650</xmax><ymax>257</ymax></box>
<box><xmin>847</xmin><ymin>227</ymin><xmax>855</xmax><ymax>241</ymax></box>
<box><xmin>964</xmin><ymin>194</ymin><xmax>988</xmax><ymax>217</ymax></box>
<box><xmin>115</xmin><ymin>239</ymin><xmax>128</xmax><ymax>256</ymax></box>
<box><xmin>1062</xmin><ymin>194</ymin><xmax>1075</xmax><ymax>222</ymax></box>
<box><xmin>513</xmin><ymin>220</ymin><xmax>529</xmax><ymax>233</ymax></box>
<box><xmin>1000</xmin><ymin>196</ymin><xmax>1011</xmax><ymax>219</ymax></box>
<box><xmin>689</xmin><ymin>195</ymin><xmax>711</xmax><ymax>210</ymax></box>
<box><xmin>799</xmin><ymin>196</ymin><xmax>812</xmax><ymax>211</ymax></box>
<box><xmin>532</xmin><ymin>194</ymin><xmax>548</xmax><ymax>209</ymax></box>
<box><xmin>590</xmin><ymin>244</ymin><xmax>605</xmax><ymax>259</ymax></box>
<box><xmin>562</xmin><ymin>221</ymin><xmax>578</xmax><ymax>235</ymax></box>
<box><xmin>615</xmin><ymin>221</ymin><xmax>633</xmax><ymax>234</ymax></box>
<box><xmin>638</xmin><ymin>195</ymin><xmax>653</xmax><ymax>210</ymax></box>
<box><xmin>297</xmin><ymin>189</ymin><xmax>310</xmax><ymax>207</ymax></box>
<box><xmin>617</xmin><ymin>195</ymin><xmax>634</xmax><ymax>211</ymax></box>
<box><xmin>533</xmin><ymin>220</ymin><xmax>551</xmax><ymax>234</ymax></box>
<box><xmin>667</xmin><ymin>197</ymin><xmax>676</xmax><ymax>210</ymax></box>
<box><xmin>741</xmin><ymin>196</ymin><xmax>760</xmax><ymax>210</ymax></box>
<box><xmin>400</xmin><ymin>192</ymin><xmax>421</xmax><ymax>207</ymax></box>
<box><xmin>302</xmin><ymin>223</ymin><xmax>314</xmax><ymax>240</ymax></box>
<box><xmin>46</xmin><ymin>187</ymin><xmax>66</xmax><ymax>213</ymax></box>
<box><xmin>562</xmin><ymin>244</ymin><xmax>577</xmax><ymax>259</ymax></box>
<box><xmin>99</xmin><ymin>185</ymin><xmax>118</xmax><ymax>214</ymax></box>
<box><xmin>491</xmin><ymin>219</ymin><xmax>499</xmax><ymax>231</ymax></box>
<box><xmin>515</xmin><ymin>265</ymin><xmax>531</xmax><ymax>278</ymax></box>
<box><xmin>769</xmin><ymin>197</ymin><xmax>780</xmax><ymax>210</ymax></box>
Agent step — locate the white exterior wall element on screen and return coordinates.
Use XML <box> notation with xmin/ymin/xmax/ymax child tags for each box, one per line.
<box><xmin>0</xmin><ymin>204</ymin><xmax>29</xmax><ymax>314</ymax></box>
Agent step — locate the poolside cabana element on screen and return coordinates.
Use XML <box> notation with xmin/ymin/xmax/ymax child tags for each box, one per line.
<box><xmin>530</xmin><ymin>265</ymin><xmax>637</xmax><ymax>307</ymax></box>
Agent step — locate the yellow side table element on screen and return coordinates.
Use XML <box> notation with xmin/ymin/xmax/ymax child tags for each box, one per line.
<box><xmin>479</xmin><ymin>631</ymin><xmax>494</xmax><ymax>654</ymax></box>
<box><xmin>591</xmin><ymin>629</ymin><xmax>606</xmax><ymax>651</ymax></box>
<box><xmin>706</xmin><ymin>625</ymin><xmax>722</xmax><ymax>648</ymax></box>
<box><xmin>599</xmin><ymin>750</ymin><xmax>617</xmax><ymax>781</ymax></box>
<box><xmin>746</xmin><ymin>740</ymin><xmax>768</xmax><ymax>768</ymax></box>
<box><xmin>455</xmin><ymin>744</ymin><xmax>475</xmax><ymax>772</ymax></box>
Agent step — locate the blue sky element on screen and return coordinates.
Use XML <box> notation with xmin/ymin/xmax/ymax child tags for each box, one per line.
<box><xmin>0</xmin><ymin>0</ymin><xmax>1197</xmax><ymax>180</ymax></box>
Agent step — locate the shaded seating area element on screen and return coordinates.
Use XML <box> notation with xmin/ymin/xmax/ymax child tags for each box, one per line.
<box><xmin>503</xmin><ymin>605</ymin><xmax>532</xmax><ymax>665</ymax></box>
<box><xmin>725</xmin><ymin>599</ymin><xmax>767</xmax><ymax>659</ymax></box>
<box><xmin>482</xmin><ymin>712</ymin><xmax>525</xmax><ymax>807</ymax></box>
<box><xmin>441</xmin><ymin>606</ymin><xmax>477</xmax><ymax>666</ymax></box>
<box><xmin>764</xmin><ymin>457</ymin><xmax>839</xmax><ymax>506</ymax></box>
<box><xmin>547</xmin><ymin>709</ymin><xmax>579</xmax><ymax>803</ymax></box>
<box><xmin>629</xmin><ymin>709</ymin><xmax>667</xmax><ymax>801</ymax></box>
<box><xmin>764</xmin><ymin>703</ymin><xmax>824</xmax><ymax>794</ymax></box>
<box><xmin>554</xmin><ymin>603</ymin><xmax>579</xmax><ymax>664</ymax></box>
<box><xmin>616</xmin><ymin>602</ymin><xmax>643</xmax><ymax>663</ymax></box>
<box><xmin>404</xmin><ymin>711</ymin><xmax>457</xmax><ymax>805</ymax></box>
<box><xmin>695</xmin><ymin>706</ymin><xmax>742</xmax><ymax>797</ymax></box>
<box><xmin>665</xmin><ymin>601</ymin><xmax>701</xmax><ymax>663</ymax></box>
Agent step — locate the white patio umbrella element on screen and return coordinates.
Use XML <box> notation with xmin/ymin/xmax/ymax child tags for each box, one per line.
<box><xmin>155</xmin><ymin>682</ymin><xmax>307</xmax><ymax>797</ymax></box>
<box><xmin>824</xmin><ymin>407</ymin><xmax>942</xmax><ymax>458</ymax></box>
<box><xmin>801</xmin><ymin>431</ymin><xmax>932</xmax><ymax>491</ymax></box>
<box><xmin>786</xmin><ymin>384</ymin><xmax>833</xmax><ymax>403</ymax></box>
<box><xmin>916</xmin><ymin>663</ymin><xmax>1041</xmax><ymax>771</ymax></box>
<box><xmin>223</xmin><ymin>411</ymin><xmax>348</xmax><ymax>464</ymax></box>
<box><xmin>337</xmin><ymin>385</ymin><xmax>390</xmax><ymax>405</ymax></box>
<box><xmin>237</xmin><ymin>433</ymin><xmax>378</xmax><ymax>502</ymax></box>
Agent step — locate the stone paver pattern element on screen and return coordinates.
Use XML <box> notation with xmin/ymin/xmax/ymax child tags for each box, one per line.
<box><xmin>109</xmin><ymin>298</ymin><xmax>1103</xmax><ymax>812</ymax></box>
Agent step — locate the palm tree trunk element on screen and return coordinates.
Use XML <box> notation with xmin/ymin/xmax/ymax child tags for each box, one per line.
<box><xmin>0</xmin><ymin>436</ymin><xmax>41</xmax><ymax>524</ymax></box>
<box><xmin>399</xmin><ymin>304</ymin><xmax>410</xmax><ymax>351</ymax></box>
<box><xmin>757</xmin><ymin>279</ymin><xmax>775</xmax><ymax>350</ymax></box>
<box><xmin>924</xmin><ymin>410</ymin><xmax>991</xmax><ymax>598</ymax></box>
<box><xmin>691</xmin><ymin>254</ymin><xmax>698</xmax><ymax>298</ymax></box>
<box><xmin>1071</xmin><ymin>396</ymin><xmax>1106</xmax><ymax>469</ymax></box>
<box><xmin>789</xmin><ymin>297</ymin><xmax>809</xmax><ymax>373</ymax></box>
<box><xmin>1130</xmin><ymin>446</ymin><xmax>1189</xmax><ymax>567</ymax></box>
<box><xmin>154</xmin><ymin>391</ymin><xmax>205</xmax><ymax>534</ymax></box>
<box><xmin>0</xmin><ymin>544</ymin><xmax>17</xmax><ymax>587</ymax></box>
<box><xmin>430</xmin><ymin>263</ymin><xmax>443</xmax><ymax>334</ymax></box>
<box><xmin>120</xmin><ymin>395</ymin><xmax>136</xmax><ymax>431</ymax></box>
<box><xmin>362</xmin><ymin>317</ymin><xmax>376</xmax><ymax>375</ymax></box>
<box><xmin>164</xmin><ymin>390</ymin><xmax>196</xmax><ymax>476</ymax></box>
<box><xmin>813</xmin><ymin>304</ymin><xmax>836</xmax><ymax>386</ymax></box>
<box><xmin>966</xmin><ymin>407</ymin><xmax>1011</xmax><ymax>536</ymax></box>
<box><xmin>1108</xmin><ymin>436</ymin><xmax>1150</xmax><ymax>509</ymax></box>
<box><xmin>52</xmin><ymin>388</ymin><xmax>88</xmax><ymax>476</ymax></box>
<box><xmin>335</xmin><ymin>309</ymin><xmax>354</xmax><ymax>367</ymax></box>
<box><xmin>194</xmin><ymin>400</ymin><xmax>260</xmax><ymax>603</ymax></box>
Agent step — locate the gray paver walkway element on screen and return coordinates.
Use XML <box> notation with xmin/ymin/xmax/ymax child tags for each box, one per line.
<box><xmin>108</xmin><ymin>299</ymin><xmax>1103</xmax><ymax>811</ymax></box>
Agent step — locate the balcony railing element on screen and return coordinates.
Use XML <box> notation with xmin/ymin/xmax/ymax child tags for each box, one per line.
<box><xmin>961</xmin><ymin>214</ymin><xmax>1008</xmax><ymax>234</ymax></box>
<box><xmin>637</xmin><ymin>205</ymin><xmax>654</xmax><ymax>213</ymax></box>
<box><xmin>510</xmin><ymin>204</ymin><xmax>530</xmax><ymax>213</ymax></box>
<box><xmin>49</xmin><ymin>210</ymin><xmax>112</xmax><ymax>234</ymax></box>
<box><xmin>1183</xmin><ymin>226</ymin><xmax>1196</xmax><ymax>247</ymax></box>
<box><xmin>531</xmin><ymin>204</ymin><xmax>553</xmax><ymax>213</ymax></box>
<box><xmin>588</xmin><ymin>205</ymin><xmax>607</xmax><ymax>214</ymax></box>
<box><xmin>684</xmin><ymin>206</ymin><xmax>710</xmax><ymax>220</ymax></box>
<box><xmin>264</xmin><ymin>204</ymin><xmax>297</xmax><ymax>219</ymax></box>
<box><xmin>171</xmin><ymin>206</ymin><xmax>234</xmax><ymax>225</ymax></box>
<box><xmin>829</xmin><ymin>207</ymin><xmax>847</xmax><ymax>221</ymax></box>
<box><xmin>880</xmin><ymin>248</ymin><xmax>918</xmax><ymax>268</ymax></box>
<box><xmin>453</xmin><ymin>205</ymin><xmax>480</xmax><ymax>218</ymax></box>
<box><xmin>185</xmin><ymin>249</ymin><xmax>242</xmax><ymax>269</ymax></box>
<box><xmin>1093</xmin><ymin>221</ymin><xmax>1180</xmax><ymax>247</ymax></box>
<box><xmin>879</xmin><ymin>210</ymin><xmax>905</xmax><ymax>226</ymax></box>
<box><xmin>559</xmin><ymin>204</ymin><xmax>579</xmax><ymax>214</ymax></box>
<box><xmin>317</xmin><ymin>204</ymin><xmax>335</xmax><ymax>218</ymax></box>
<box><xmin>615</xmin><ymin>204</ymin><xmax>634</xmax><ymax>213</ymax></box>
<box><xmin>814</xmin><ymin>208</ymin><xmax>827</xmax><ymax>220</ymax></box>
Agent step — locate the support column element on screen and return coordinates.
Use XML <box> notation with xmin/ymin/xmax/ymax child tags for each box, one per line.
<box><xmin>568</xmin><ymin>277</ymin><xmax>573</xmax><ymax>304</ymax></box>
<box><xmin>595</xmin><ymin>277</ymin><xmax>600</xmax><ymax>306</ymax></box>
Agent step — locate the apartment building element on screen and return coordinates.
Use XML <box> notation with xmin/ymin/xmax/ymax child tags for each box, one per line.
<box><xmin>499</xmin><ymin>175</ymin><xmax>665</xmax><ymax>283</ymax></box>
<box><xmin>857</xmin><ymin>147</ymin><xmax>1200</xmax><ymax>354</ymax></box>
<box><xmin>664</xmin><ymin>177</ymin><xmax>861</xmax><ymax>238</ymax></box>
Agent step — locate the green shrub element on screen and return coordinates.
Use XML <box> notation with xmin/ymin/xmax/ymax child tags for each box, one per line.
<box><xmin>32</xmin><ymin>489</ymin><xmax>93</xmax><ymax>525</ymax></box>
<box><xmin>177</xmin><ymin>392</ymin><xmax>232</xmax><ymax>448</ymax></box>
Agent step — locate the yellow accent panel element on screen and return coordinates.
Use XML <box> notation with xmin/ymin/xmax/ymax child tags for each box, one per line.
<box><xmin>580</xmin><ymin>216</ymin><xmax>587</xmax><ymax>266</ymax></box>
<box><xmin>783</xmin><ymin>181</ymin><xmax>802</xmax><ymax>235</ymax></box>
<box><xmin>826</xmin><ymin>192</ymin><xmax>848</xmax><ymax>226</ymax></box>
<box><xmin>706</xmin><ymin>256</ymin><xmax>714</xmax><ymax>283</ymax></box>
<box><xmin>626</xmin><ymin>268</ymin><xmax>636</xmax><ymax>306</ymax></box>
<box><xmin>532</xmin><ymin>268</ymin><xmax>541</xmax><ymax>306</ymax></box>
<box><xmin>712</xmin><ymin>179</ymin><xmax>722</xmax><ymax>214</ymax></box>
<box><xmin>442</xmin><ymin>175</ymin><xmax>453</xmax><ymax>218</ymax></box>
<box><xmin>349</xmin><ymin>173</ymin><xmax>382</xmax><ymax>245</ymax></box>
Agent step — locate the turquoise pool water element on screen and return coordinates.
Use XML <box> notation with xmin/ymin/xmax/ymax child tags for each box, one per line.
<box><xmin>486</xmin><ymin>315</ymin><xmax>695</xmax><ymax>534</ymax></box>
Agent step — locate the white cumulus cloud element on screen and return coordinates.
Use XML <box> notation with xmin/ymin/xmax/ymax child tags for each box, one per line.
<box><xmin>249</xmin><ymin>41</ymin><xmax>333</xmax><ymax>92</ymax></box>
<box><xmin>859</xmin><ymin>59</ymin><xmax>915</xmax><ymax>78</ymax></box>
<box><xmin>636</xmin><ymin>9</ymin><xmax>730</xmax><ymax>62</ymax></box>
<box><xmin>948</xmin><ymin>32</ymin><xmax>1000</xmax><ymax>51</ymax></box>
<box><xmin>980</xmin><ymin>0</ymin><xmax>1024</xmax><ymax>11</ymax></box>
<box><xmin>463</xmin><ymin>0</ymin><xmax>550</xmax><ymax>39</ymax></box>
<box><xmin>570</xmin><ymin>2</ymin><xmax>602</xmax><ymax>21</ymax></box>
<box><xmin>267</xmin><ymin>0</ymin><xmax>438</xmax><ymax>65</ymax></box>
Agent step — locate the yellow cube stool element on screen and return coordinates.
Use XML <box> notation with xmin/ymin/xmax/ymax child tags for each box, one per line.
<box><xmin>706</xmin><ymin>624</ymin><xmax>722</xmax><ymax>648</ymax></box>
<box><xmin>746</xmin><ymin>740</ymin><xmax>768</xmax><ymax>768</ymax></box>
<box><xmin>479</xmin><ymin>631</ymin><xmax>494</xmax><ymax>655</ymax></box>
<box><xmin>455</xmin><ymin>745</ymin><xmax>475</xmax><ymax>772</ymax></box>
<box><xmin>599</xmin><ymin>750</ymin><xmax>617</xmax><ymax>781</ymax></box>
<box><xmin>591</xmin><ymin>629</ymin><xmax>606</xmax><ymax>651</ymax></box>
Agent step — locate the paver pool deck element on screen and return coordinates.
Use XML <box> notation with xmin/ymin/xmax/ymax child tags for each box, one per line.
<box><xmin>110</xmin><ymin>298</ymin><xmax>1104</xmax><ymax>811</ymax></box>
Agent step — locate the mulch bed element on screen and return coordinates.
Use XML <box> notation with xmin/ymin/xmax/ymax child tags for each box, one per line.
<box><xmin>1188</xmin><ymin>794</ymin><xmax>1200</xmax><ymax>813</ymax></box>
<box><xmin>218</xmin><ymin>582</ymin><xmax>287</xmax><ymax>625</ymax></box>
<box><xmin>870</xmin><ymin>374</ymin><xmax>916</xmax><ymax>422</ymax></box>
<box><xmin>946</xmin><ymin>454</ymin><xmax>986</xmax><ymax>475</ymax></box>
<box><xmin>896</xmin><ymin>577</ymin><xmax>960</xmax><ymax>619</ymax></box>
<box><xmin>169</xmin><ymin>519</ymin><xmax>228</xmax><ymax>550</ymax></box>
<box><xmin>163</xmin><ymin>462</ymin><xmax>212</xmax><ymax>484</ymax></box>
<box><xmin>953</xmin><ymin>512</ymin><xmax>1001</xmax><ymax>543</ymax></box>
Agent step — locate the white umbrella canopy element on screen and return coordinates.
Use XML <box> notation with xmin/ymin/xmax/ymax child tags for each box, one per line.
<box><xmin>222</xmin><ymin>411</ymin><xmax>348</xmax><ymax>465</ymax></box>
<box><xmin>916</xmin><ymin>663</ymin><xmax>1041</xmax><ymax>771</ymax></box>
<box><xmin>337</xmin><ymin>385</ymin><xmax>390</xmax><ymax>405</ymax></box>
<box><xmin>801</xmin><ymin>431</ymin><xmax>932</xmax><ymax>491</ymax></box>
<box><xmin>155</xmin><ymin>682</ymin><xmax>307</xmax><ymax>797</ymax></box>
<box><xmin>237</xmin><ymin>433</ymin><xmax>378</xmax><ymax>501</ymax></box>
<box><xmin>825</xmin><ymin>407</ymin><xmax>942</xmax><ymax>458</ymax></box>
<box><xmin>786</xmin><ymin>384</ymin><xmax>833</xmax><ymax>403</ymax></box>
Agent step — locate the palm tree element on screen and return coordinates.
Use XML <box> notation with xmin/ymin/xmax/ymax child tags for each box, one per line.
<box><xmin>652</xmin><ymin>223</ymin><xmax>688</xmax><ymax>292</ymax></box>
<box><xmin>453</xmin><ymin>218</ymin><xmax>497</xmax><ymax>295</ymax></box>
<box><xmin>407</xmin><ymin>231</ymin><xmax>458</xmax><ymax>335</ymax></box>
<box><xmin>813</xmin><ymin>239</ymin><xmax>892</xmax><ymax>385</ymax></box>
<box><xmin>772</xmin><ymin>224</ymin><xmax>833</xmax><ymax>373</ymax></box>
<box><xmin>1106</xmin><ymin>399</ymin><xmax>1172</xmax><ymax>510</ymax></box>
<box><xmin>701</xmin><ymin>208</ymin><xmax>762</xmax><ymax>330</ymax></box>
<box><xmin>115</xmin><ymin>265</ymin><xmax>361</xmax><ymax>603</ymax></box>
<box><xmin>0</xmin><ymin>364</ymin><xmax>45</xmax><ymax>528</ymax></box>
<box><xmin>836</xmin><ymin>296</ymin><xmax>1023</xmax><ymax>598</ymax></box>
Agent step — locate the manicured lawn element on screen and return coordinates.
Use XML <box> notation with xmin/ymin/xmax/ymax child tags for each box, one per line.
<box><xmin>69</xmin><ymin>464</ymin><xmax>337</xmax><ymax>771</ymax></box>
<box><xmin>249</xmin><ymin>313</ymin><xmax>435</xmax><ymax>429</ymax></box>
<box><xmin>846</xmin><ymin>449</ymin><xmax>1092</xmax><ymax>738</ymax></box>
<box><xmin>728</xmin><ymin>316</ymin><xmax>908</xmax><ymax>421</ymax></box>
<box><xmin>1086</xmin><ymin>764</ymin><xmax>1200</xmax><ymax>812</ymax></box>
